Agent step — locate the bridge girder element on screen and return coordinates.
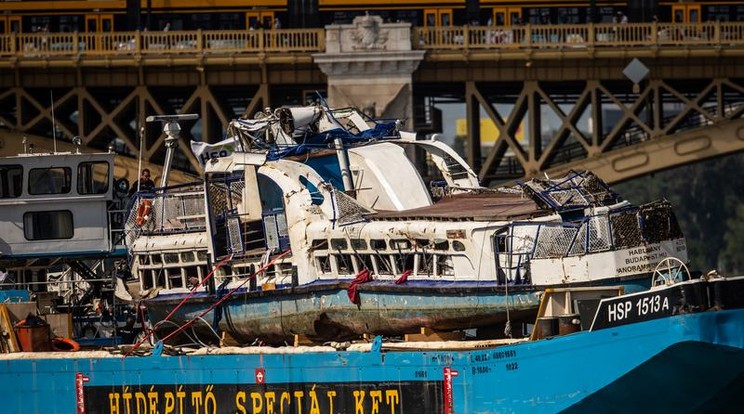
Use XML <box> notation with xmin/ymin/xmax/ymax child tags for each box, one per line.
<box><xmin>454</xmin><ymin>77</ymin><xmax>744</xmax><ymax>185</ymax></box>
<box><xmin>544</xmin><ymin>118</ymin><xmax>744</xmax><ymax>184</ymax></box>
<box><xmin>0</xmin><ymin>83</ymin><xmax>273</xmax><ymax>174</ymax></box>
<box><xmin>2</xmin><ymin>46</ymin><xmax>744</xmax><ymax>184</ymax></box>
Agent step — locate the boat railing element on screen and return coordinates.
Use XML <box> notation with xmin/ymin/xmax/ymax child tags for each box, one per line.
<box><xmin>125</xmin><ymin>186</ymin><xmax>207</xmax><ymax>245</ymax></box>
<box><xmin>532</xmin><ymin>215</ymin><xmax>613</xmax><ymax>259</ymax></box>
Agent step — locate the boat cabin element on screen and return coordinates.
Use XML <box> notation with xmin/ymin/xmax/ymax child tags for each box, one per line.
<box><xmin>0</xmin><ymin>152</ymin><xmax>117</xmax><ymax>260</ymax></box>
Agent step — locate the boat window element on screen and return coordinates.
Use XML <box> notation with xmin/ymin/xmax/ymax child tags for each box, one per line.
<box><xmin>168</xmin><ymin>269</ymin><xmax>184</xmax><ymax>289</ymax></box>
<box><xmin>415</xmin><ymin>239</ymin><xmax>430</xmax><ymax>248</ymax></box>
<box><xmin>28</xmin><ymin>167</ymin><xmax>72</xmax><ymax>195</ymax></box>
<box><xmin>311</xmin><ymin>239</ymin><xmax>328</xmax><ymax>250</ymax></box>
<box><xmin>433</xmin><ymin>240</ymin><xmax>449</xmax><ymax>250</ymax></box>
<box><xmin>452</xmin><ymin>241</ymin><xmax>466</xmax><ymax>252</ymax></box>
<box><xmin>180</xmin><ymin>252</ymin><xmax>195</xmax><ymax>262</ymax></box>
<box><xmin>0</xmin><ymin>165</ymin><xmax>23</xmax><ymax>198</ymax></box>
<box><xmin>418</xmin><ymin>253</ymin><xmax>434</xmax><ymax>276</ymax></box>
<box><xmin>141</xmin><ymin>270</ymin><xmax>154</xmax><ymax>290</ymax></box>
<box><xmin>350</xmin><ymin>239</ymin><xmax>367</xmax><ymax>250</ymax></box>
<box><xmin>436</xmin><ymin>255</ymin><xmax>455</xmax><ymax>276</ymax></box>
<box><xmin>155</xmin><ymin>270</ymin><xmax>166</xmax><ymax>288</ymax></box>
<box><xmin>77</xmin><ymin>161</ymin><xmax>110</xmax><ymax>194</ymax></box>
<box><xmin>196</xmin><ymin>250</ymin><xmax>209</xmax><ymax>261</ymax></box>
<box><xmin>391</xmin><ymin>239</ymin><xmax>411</xmax><ymax>250</ymax></box>
<box><xmin>23</xmin><ymin>210</ymin><xmax>73</xmax><ymax>240</ymax></box>
<box><xmin>164</xmin><ymin>253</ymin><xmax>180</xmax><ymax>264</ymax></box>
<box><xmin>359</xmin><ymin>255</ymin><xmax>374</xmax><ymax>273</ymax></box>
<box><xmin>370</xmin><ymin>239</ymin><xmax>387</xmax><ymax>250</ymax></box>
<box><xmin>374</xmin><ymin>255</ymin><xmax>394</xmax><ymax>275</ymax></box>
<box><xmin>330</xmin><ymin>238</ymin><xmax>348</xmax><ymax>250</ymax></box>
<box><xmin>336</xmin><ymin>254</ymin><xmax>354</xmax><ymax>274</ymax></box>
<box><xmin>317</xmin><ymin>255</ymin><xmax>332</xmax><ymax>273</ymax></box>
<box><xmin>151</xmin><ymin>254</ymin><xmax>163</xmax><ymax>264</ymax></box>
<box><xmin>393</xmin><ymin>254</ymin><xmax>415</xmax><ymax>274</ymax></box>
<box><xmin>139</xmin><ymin>256</ymin><xmax>149</xmax><ymax>265</ymax></box>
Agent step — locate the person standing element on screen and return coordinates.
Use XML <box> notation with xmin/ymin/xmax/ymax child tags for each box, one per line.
<box><xmin>129</xmin><ymin>168</ymin><xmax>155</xmax><ymax>196</ymax></box>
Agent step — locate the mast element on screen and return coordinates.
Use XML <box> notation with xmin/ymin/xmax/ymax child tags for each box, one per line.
<box><xmin>146</xmin><ymin>114</ymin><xmax>198</xmax><ymax>187</ymax></box>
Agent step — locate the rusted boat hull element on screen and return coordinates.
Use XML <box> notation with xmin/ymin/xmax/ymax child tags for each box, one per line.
<box><xmin>145</xmin><ymin>277</ymin><xmax>652</xmax><ymax>345</ymax></box>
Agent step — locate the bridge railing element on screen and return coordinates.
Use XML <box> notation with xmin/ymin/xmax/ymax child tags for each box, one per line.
<box><xmin>413</xmin><ymin>21</ymin><xmax>744</xmax><ymax>50</ymax></box>
<box><xmin>0</xmin><ymin>28</ymin><xmax>326</xmax><ymax>58</ymax></box>
<box><xmin>3</xmin><ymin>22</ymin><xmax>744</xmax><ymax>58</ymax></box>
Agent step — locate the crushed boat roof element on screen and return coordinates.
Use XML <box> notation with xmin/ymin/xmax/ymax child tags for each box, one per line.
<box><xmin>371</xmin><ymin>192</ymin><xmax>545</xmax><ymax>221</ymax></box>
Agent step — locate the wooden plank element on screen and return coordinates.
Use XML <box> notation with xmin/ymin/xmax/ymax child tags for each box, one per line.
<box><xmin>404</xmin><ymin>327</ymin><xmax>465</xmax><ymax>342</ymax></box>
<box><xmin>0</xmin><ymin>305</ymin><xmax>20</xmax><ymax>353</ymax></box>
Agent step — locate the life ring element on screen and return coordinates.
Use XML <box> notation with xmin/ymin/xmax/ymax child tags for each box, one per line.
<box><xmin>51</xmin><ymin>337</ymin><xmax>80</xmax><ymax>352</ymax></box>
<box><xmin>135</xmin><ymin>199</ymin><xmax>153</xmax><ymax>227</ymax></box>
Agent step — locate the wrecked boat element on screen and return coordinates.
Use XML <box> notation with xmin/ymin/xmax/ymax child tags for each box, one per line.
<box><xmin>3</xmin><ymin>268</ymin><xmax>743</xmax><ymax>413</ymax></box>
<box><xmin>124</xmin><ymin>106</ymin><xmax>688</xmax><ymax>345</ymax></box>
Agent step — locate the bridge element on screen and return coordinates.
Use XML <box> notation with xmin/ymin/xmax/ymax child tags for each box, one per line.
<box><xmin>2</xmin><ymin>20</ymin><xmax>744</xmax><ymax>185</ymax></box>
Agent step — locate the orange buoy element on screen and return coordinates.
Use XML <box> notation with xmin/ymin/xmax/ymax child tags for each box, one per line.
<box><xmin>135</xmin><ymin>199</ymin><xmax>153</xmax><ymax>226</ymax></box>
<box><xmin>51</xmin><ymin>337</ymin><xmax>80</xmax><ymax>352</ymax></box>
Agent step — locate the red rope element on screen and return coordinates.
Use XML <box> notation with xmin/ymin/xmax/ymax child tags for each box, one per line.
<box><xmin>124</xmin><ymin>253</ymin><xmax>234</xmax><ymax>357</ymax></box>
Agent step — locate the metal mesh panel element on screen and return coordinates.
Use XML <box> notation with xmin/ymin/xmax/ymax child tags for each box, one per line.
<box><xmin>153</xmin><ymin>192</ymin><xmax>206</xmax><ymax>231</ymax></box>
<box><xmin>567</xmin><ymin>224</ymin><xmax>586</xmax><ymax>256</ymax></box>
<box><xmin>521</xmin><ymin>171</ymin><xmax>620</xmax><ymax>211</ymax></box>
<box><xmin>567</xmin><ymin>215</ymin><xmax>612</xmax><ymax>256</ymax></box>
<box><xmin>333</xmin><ymin>188</ymin><xmax>374</xmax><ymax>226</ymax></box>
<box><xmin>611</xmin><ymin>210</ymin><xmax>642</xmax><ymax>249</ymax></box>
<box><xmin>228</xmin><ymin>217</ymin><xmax>243</xmax><ymax>253</ymax></box>
<box><xmin>544</xmin><ymin>188</ymin><xmax>586</xmax><ymax>208</ymax></box>
<box><xmin>639</xmin><ymin>201</ymin><xmax>683</xmax><ymax>243</ymax></box>
<box><xmin>124</xmin><ymin>198</ymin><xmax>146</xmax><ymax>246</ymax></box>
<box><xmin>208</xmin><ymin>183</ymin><xmax>229</xmax><ymax>216</ymax></box>
<box><xmin>587</xmin><ymin>216</ymin><xmax>611</xmax><ymax>252</ymax></box>
<box><xmin>180</xmin><ymin>194</ymin><xmax>205</xmax><ymax>218</ymax></box>
<box><xmin>124</xmin><ymin>185</ymin><xmax>206</xmax><ymax>245</ymax></box>
<box><xmin>533</xmin><ymin>225</ymin><xmax>578</xmax><ymax>258</ymax></box>
<box><xmin>230</xmin><ymin>180</ymin><xmax>245</xmax><ymax>201</ymax></box>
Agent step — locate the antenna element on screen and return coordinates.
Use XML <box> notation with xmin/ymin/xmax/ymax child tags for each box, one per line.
<box><xmin>51</xmin><ymin>91</ymin><xmax>57</xmax><ymax>153</ymax></box>
<box><xmin>146</xmin><ymin>114</ymin><xmax>199</xmax><ymax>188</ymax></box>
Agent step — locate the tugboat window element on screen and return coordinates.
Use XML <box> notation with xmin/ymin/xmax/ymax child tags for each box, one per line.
<box><xmin>29</xmin><ymin>167</ymin><xmax>71</xmax><ymax>195</ymax></box>
<box><xmin>23</xmin><ymin>210</ymin><xmax>73</xmax><ymax>240</ymax></box>
<box><xmin>77</xmin><ymin>162</ymin><xmax>110</xmax><ymax>194</ymax></box>
<box><xmin>0</xmin><ymin>165</ymin><xmax>22</xmax><ymax>198</ymax></box>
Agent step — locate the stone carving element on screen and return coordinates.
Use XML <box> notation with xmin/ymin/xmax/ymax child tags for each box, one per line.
<box><xmin>351</xmin><ymin>14</ymin><xmax>387</xmax><ymax>50</ymax></box>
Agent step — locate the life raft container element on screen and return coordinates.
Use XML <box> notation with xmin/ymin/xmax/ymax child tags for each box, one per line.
<box><xmin>51</xmin><ymin>337</ymin><xmax>81</xmax><ymax>352</ymax></box>
<box><xmin>135</xmin><ymin>199</ymin><xmax>153</xmax><ymax>227</ymax></box>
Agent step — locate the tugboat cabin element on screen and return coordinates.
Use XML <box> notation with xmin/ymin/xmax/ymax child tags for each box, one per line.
<box><xmin>0</xmin><ymin>152</ymin><xmax>116</xmax><ymax>260</ymax></box>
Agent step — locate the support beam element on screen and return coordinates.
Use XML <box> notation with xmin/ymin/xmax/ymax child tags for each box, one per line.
<box><xmin>543</xmin><ymin>118</ymin><xmax>744</xmax><ymax>184</ymax></box>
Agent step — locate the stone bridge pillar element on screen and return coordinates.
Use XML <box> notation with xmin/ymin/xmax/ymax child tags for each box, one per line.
<box><xmin>313</xmin><ymin>15</ymin><xmax>425</xmax><ymax>128</ymax></box>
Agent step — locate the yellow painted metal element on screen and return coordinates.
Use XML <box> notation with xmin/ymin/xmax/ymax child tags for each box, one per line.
<box><xmin>541</xmin><ymin>118</ymin><xmax>744</xmax><ymax>185</ymax></box>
